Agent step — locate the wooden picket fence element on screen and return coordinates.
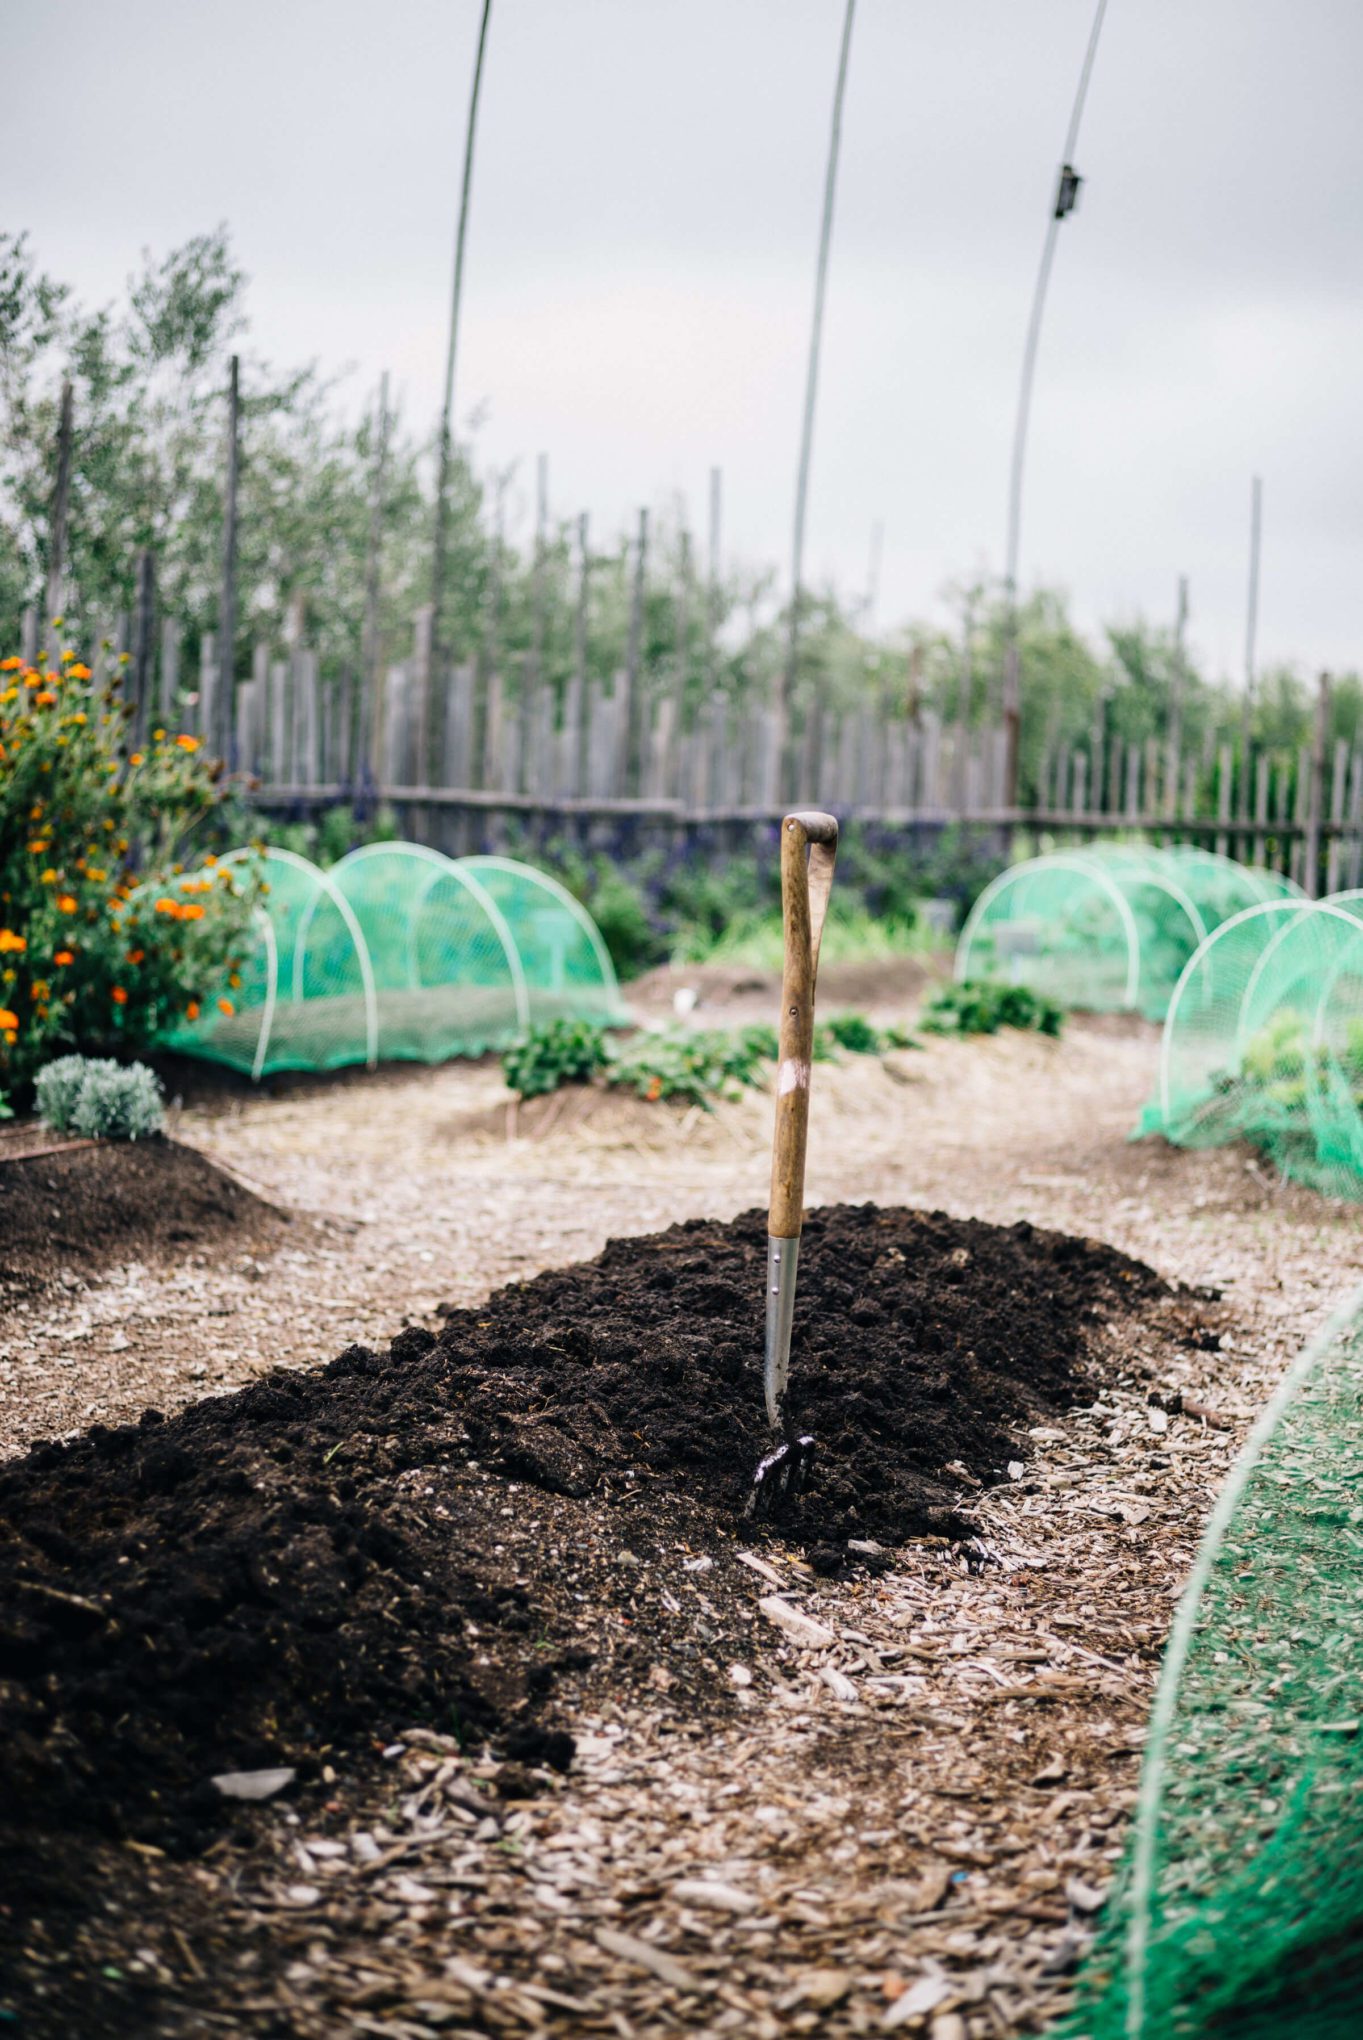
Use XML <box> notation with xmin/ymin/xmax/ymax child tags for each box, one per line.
<box><xmin>20</xmin><ymin>603</ymin><xmax>1363</xmax><ymax>894</ymax></box>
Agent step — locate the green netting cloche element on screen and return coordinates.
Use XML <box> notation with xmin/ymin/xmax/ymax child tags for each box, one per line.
<box><xmin>955</xmin><ymin>846</ymin><xmax>1300</xmax><ymax>1023</ymax></box>
<box><xmin>158</xmin><ymin>843</ymin><xmax>627</xmax><ymax>1079</ymax></box>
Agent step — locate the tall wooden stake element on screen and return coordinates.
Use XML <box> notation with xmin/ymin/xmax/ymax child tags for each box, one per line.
<box><xmin>429</xmin><ymin>0</ymin><xmax>493</xmax><ymax>695</ymax></box>
<box><xmin>1000</xmin><ymin>0</ymin><xmax>1110</xmax><ymax>802</ymax></box>
<box><xmin>218</xmin><ymin>353</ymin><xmax>241</xmax><ymax>762</ymax></box>
<box><xmin>781</xmin><ymin>0</ymin><xmax>857</xmax><ymax>776</ymax></box>
<box><xmin>45</xmin><ymin>378</ymin><xmax>74</xmax><ymax>659</ymax></box>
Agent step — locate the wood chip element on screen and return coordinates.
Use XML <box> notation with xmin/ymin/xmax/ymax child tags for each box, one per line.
<box><xmin>759</xmin><ymin>1596</ymin><xmax>837</xmax><ymax>1650</ymax></box>
<box><xmin>672</xmin><ymin>1878</ymin><xmax>759</xmax><ymax>1914</ymax></box>
<box><xmin>595</xmin><ymin>1927</ymin><xmax>708</xmax><ymax>1994</ymax></box>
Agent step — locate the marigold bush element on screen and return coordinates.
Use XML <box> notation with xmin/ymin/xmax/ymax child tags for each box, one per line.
<box><xmin>0</xmin><ymin>649</ymin><xmax>255</xmax><ymax>1090</ymax></box>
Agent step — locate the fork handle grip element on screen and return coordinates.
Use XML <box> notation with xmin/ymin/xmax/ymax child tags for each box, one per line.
<box><xmin>769</xmin><ymin>810</ymin><xmax>838</xmax><ymax>1240</ymax></box>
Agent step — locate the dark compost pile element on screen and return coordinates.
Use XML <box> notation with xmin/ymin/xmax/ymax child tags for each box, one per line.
<box><xmin>0</xmin><ymin>1136</ymin><xmax>288</xmax><ymax>1298</ymax></box>
<box><xmin>0</xmin><ymin>1202</ymin><xmax>1162</xmax><ymax>1913</ymax></box>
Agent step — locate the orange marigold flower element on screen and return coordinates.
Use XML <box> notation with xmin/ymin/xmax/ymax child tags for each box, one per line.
<box><xmin>176</xmin><ymin>734</ymin><xmax>199</xmax><ymax>752</ymax></box>
<box><xmin>53</xmin><ymin>950</ymin><xmax>74</xmax><ymax>967</ymax></box>
<box><xmin>228</xmin><ymin>971</ymin><xmax>241</xmax><ymax>989</ymax></box>
<box><xmin>69</xmin><ymin>662</ymin><xmax>91</xmax><ymax>681</ymax></box>
<box><xmin>111</xmin><ymin>986</ymin><xmax>128</xmax><ymax>1005</ymax></box>
<box><xmin>56</xmin><ymin>894</ymin><xmax>77</xmax><ymax>913</ymax></box>
<box><xmin>40</xmin><ymin>869</ymin><xmax>57</xmax><ymax>884</ymax></box>
<box><xmin>216</xmin><ymin>997</ymin><xmax>234</xmax><ymax>1016</ymax></box>
<box><xmin>60</xmin><ymin>648</ymin><xmax>75</xmax><ymax>663</ymax></box>
<box><xmin>26</xmin><ymin>840</ymin><xmax>48</xmax><ymax>854</ymax></box>
<box><xmin>155</xmin><ymin>896</ymin><xmax>179</xmax><ymax>915</ymax></box>
<box><xmin>178</xmin><ymin>902</ymin><xmax>205</xmax><ymax>921</ymax></box>
<box><xmin>126</xmin><ymin>948</ymin><xmax>145</xmax><ymax>966</ymax></box>
<box><xmin>0</xmin><ymin>1010</ymin><xmax>17</xmax><ymax>1030</ymax></box>
<box><xmin>0</xmin><ymin>929</ymin><xmax>25</xmax><ymax>954</ymax></box>
<box><xmin>129</xmin><ymin>751</ymin><xmax>144</xmax><ymax>766</ymax></box>
<box><xmin>34</xmin><ymin>690</ymin><xmax>57</xmax><ymax>707</ymax></box>
<box><xmin>0</xmin><ymin>656</ymin><xmax>20</xmax><ymax>672</ymax></box>
<box><xmin>185</xmin><ymin>1000</ymin><xmax>201</xmax><ymax>1021</ymax></box>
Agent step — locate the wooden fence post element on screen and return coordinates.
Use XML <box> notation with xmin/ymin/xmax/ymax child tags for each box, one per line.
<box><xmin>44</xmin><ymin>379</ymin><xmax>73</xmax><ymax>664</ymax></box>
<box><xmin>1303</xmin><ymin>670</ymin><xmax>1330</xmax><ymax>897</ymax></box>
<box><xmin>217</xmin><ymin>354</ymin><xmax>240</xmax><ymax>762</ymax></box>
<box><xmin>1326</xmin><ymin>735</ymin><xmax>1349</xmax><ymax>896</ymax></box>
<box><xmin>1165</xmin><ymin>574</ymin><xmax>1187</xmax><ymax>819</ymax></box>
<box><xmin>130</xmin><ymin>548</ymin><xmax>156</xmax><ymax>751</ymax></box>
<box><xmin>361</xmin><ymin>372</ymin><xmax>390</xmax><ymax>786</ymax></box>
<box><xmin>623</xmin><ymin>508</ymin><xmax>648</xmax><ymax>794</ymax></box>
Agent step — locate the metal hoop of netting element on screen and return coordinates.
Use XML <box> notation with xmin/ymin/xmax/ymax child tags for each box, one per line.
<box><xmin>1083</xmin><ymin>848</ymin><xmax>1210</xmax><ymax>1018</ymax></box>
<box><xmin>457</xmin><ymin>855</ymin><xmax>630</xmax><ymax>1027</ymax></box>
<box><xmin>1065</xmin><ymin>1283</ymin><xmax>1363</xmax><ymax>2039</ymax></box>
<box><xmin>1163</xmin><ymin>844</ymin><xmax>1305</xmax><ymax>910</ymax></box>
<box><xmin>327</xmin><ymin>843</ymin><xmax>529</xmax><ymax>1062</ymax></box>
<box><xmin>220</xmin><ymin>847</ymin><xmax>379</xmax><ymax>1072</ymax></box>
<box><xmin>955</xmin><ymin>851</ymin><xmax>1143</xmax><ymax>1011</ymax></box>
<box><xmin>1158</xmin><ymin>899</ymin><xmax>1317</xmax><ymax>1132</ymax></box>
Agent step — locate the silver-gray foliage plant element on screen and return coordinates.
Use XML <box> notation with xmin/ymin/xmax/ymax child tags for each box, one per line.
<box><xmin>35</xmin><ymin>1056</ymin><xmax>165</xmax><ymax>1140</ymax></box>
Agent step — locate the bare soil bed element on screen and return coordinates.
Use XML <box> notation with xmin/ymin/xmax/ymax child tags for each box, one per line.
<box><xmin>1</xmin><ymin>1006</ymin><xmax>1360</xmax><ymax>2039</ymax></box>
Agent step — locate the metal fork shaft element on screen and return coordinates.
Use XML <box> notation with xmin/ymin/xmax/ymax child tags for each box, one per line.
<box><xmin>764</xmin><ymin>1234</ymin><xmax>800</xmax><ymax>1429</ymax></box>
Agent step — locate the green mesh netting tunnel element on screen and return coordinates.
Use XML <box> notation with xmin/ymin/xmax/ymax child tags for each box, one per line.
<box><xmin>159</xmin><ymin>844</ymin><xmax>627</xmax><ymax>1078</ymax></box>
<box><xmin>1066</xmin><ymin>1284</ymin><xmax>1363</xmax><ymax>2039</ymax></box>
<box><xmin>1144</xmin><ymin>894</ymin><xmax>1363</xmax><ymax>1197</ymax></box>
<box><xmin>955</xmin><ymin>847</ymin><xmax>1300</xmax><ymax>1022</ymax></box>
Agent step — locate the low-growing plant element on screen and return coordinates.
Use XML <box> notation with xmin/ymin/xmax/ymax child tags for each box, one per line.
<box><xmin>606</xmin><ymin>1026</ymin><xmax>773</xmax><ymax>1108</ymax></box>
<box><xmin>0</xmin><ymin>648</ymin><xmax>257</xmax><ymax>1090</ymax></box>
<box><xmin>35</xmin><ymin>1053</ymin><xmax>165</xmax><ymax>1139</ymax></box>
<box><xmin>920</xmin><ymin>978</ymin><xmax>1064</xmax><ymax>1038</ymax></box>
<box><xmin>824</xmin><ymin>1011</ymin><xmax>882</xmax><ymax>1055</ymax></box>
<box><xmin>502</xmin><ymin>1018</ymin><xmax>609</xmax><ymax>1098</ymax></box>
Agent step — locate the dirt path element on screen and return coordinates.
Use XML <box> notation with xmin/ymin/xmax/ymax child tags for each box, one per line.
<box><xmin>2</xmin><ymin>1012</ymin><xmax>1360</xmax><ymax>2037</ymax></box>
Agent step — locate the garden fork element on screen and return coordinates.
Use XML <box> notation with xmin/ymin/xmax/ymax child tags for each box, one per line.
<box><xmin>749</xmin><ymin>808</ymin><xmax>838</xmax><ymax>1518</ymax></box>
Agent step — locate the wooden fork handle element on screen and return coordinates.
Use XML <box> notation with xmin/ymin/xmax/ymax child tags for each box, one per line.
<box><xmin>769</xmin><ymin>810</ymin><xmax>839</xmax><ymax>1240</ymax></box>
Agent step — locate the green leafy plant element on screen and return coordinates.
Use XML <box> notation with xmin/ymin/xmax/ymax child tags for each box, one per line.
<box><xmin>605</xmin><ymin>1026</ymin><xmax>775</xmax><ymax>1108</ymax></box>
<box><xmin>35</xmin><ymin>1053</ymin><xmax>164</xmax><ymax>1139</ymax></box>
<box><xmin>502</xmin><ymin>1018</ymin><xmax>609</xmax><ymax>1098</ymax></box>
<box><xmin>824</xmin><ymin>1011</ymin><xmax>882</xmax><ymax>1055</ymax></box>
<box><xmin>921</xmin><ymin>978</ymin><xmax>1064</xmax><ymax>1039</ymax></box>
<box><xmin>0</xmin><ymin>650</ymin><xmax>256</xmax><ymax>1090</ymax></box>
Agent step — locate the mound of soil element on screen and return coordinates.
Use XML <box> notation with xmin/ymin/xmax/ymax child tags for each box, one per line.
<box><xmin>0</xmin><ymin>1136</ymin><xmax>289</xmax><ymax>1298</ymax></box>
<box><xmin>0</xmin><ymin>1203</ymin><xmax>1163</xmax><ymax>1917</ymax></box>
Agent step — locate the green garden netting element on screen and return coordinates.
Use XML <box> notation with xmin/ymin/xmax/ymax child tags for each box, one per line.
<box><xmin>955</xmin><ymin>848</ymin><xmax>1299</xmax><ymax>1022</ymax></box>
<box><xmin>159</xmin><ymin>844</ymin><xmax>628</xmax><ymax>1078</ymax></box>
<box><xmin>1141</xmin><ymin>894</ymin><xmax>1363</xmax><ymax>1197</ymax></box>
<box><xmin>1067</xmin><ymin>1284</ymin><xmax>1363</xmax><ymax>2039</ymax></box>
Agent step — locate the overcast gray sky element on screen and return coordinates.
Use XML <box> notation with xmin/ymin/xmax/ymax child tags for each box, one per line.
<box><xmin>7</xmin><ymin>0</ymin><xmax>1362</xmax><ymax>679</ymax></box>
